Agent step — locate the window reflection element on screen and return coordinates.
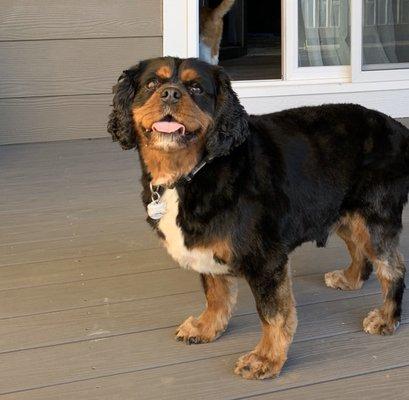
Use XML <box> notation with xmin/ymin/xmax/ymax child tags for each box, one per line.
<box><xmin>298</xmin><ymin>0</ymin><xmax>350</xmax><ymax>67</ymax></box>
<box><xmin>363</xmin><ymin>0</ymin><xmax>409</xmax><ymax>70</ymax></box>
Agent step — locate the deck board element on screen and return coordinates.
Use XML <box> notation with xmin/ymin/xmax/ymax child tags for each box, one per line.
<box><xmin>1</xmin><ymin>138</ymin><xmax>409</xmax><ymax>399</ymax></box>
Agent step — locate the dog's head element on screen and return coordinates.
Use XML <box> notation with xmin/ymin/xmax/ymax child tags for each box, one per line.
<box><xmin>108</xmin><ymin>57</ymin><xmax>248</xmax><ymax>183</ymax></box>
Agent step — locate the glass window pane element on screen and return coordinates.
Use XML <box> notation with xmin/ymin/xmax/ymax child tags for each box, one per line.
<box><xmin>298</xmin><ymin>0</ymin><xmax>350</xmax><ymax>67</ymax></box>
<box><xmin>362</xmin><ymin>0</ymin><xmax>409</xmax><ymax>70</ymax></box>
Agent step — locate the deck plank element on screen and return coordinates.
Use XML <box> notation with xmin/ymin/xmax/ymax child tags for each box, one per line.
<box><xmin>2</xmin><ymin>323</ymin><xmax>409</xmax><ymax>398</ymax></box>
<box><xmin>1</xmin><ymin>290</ymin><xmax>408</xmax><ymax>394</ymax></box>
<box><xmin>0</xmin><ymin>249</ymin><xmax>176</xmax><ymax>291</ymax></box>
<box><xmin>0</xmin><ymin>265</ymin><xmax>392</xmax><ymax>319</ymax></box>
<box><xmin>244</xmin><ymin>366</ymin><xmax>409</xmax><ymax>400</ymax></box>
<box><xmin>2</xmin><ymin>138</ymin><xmax>409</xmax><ymax>399</ymax></box>
<box><xmin>0</xmin><ymin>289</ymin><xmax>404</xmax><ymax>355</ymax></box>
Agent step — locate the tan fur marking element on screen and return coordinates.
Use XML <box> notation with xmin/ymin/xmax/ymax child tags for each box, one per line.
<box><xmin>234</xmin><ymin>308</ymin><xmax>297</xmax><ymax>380</ymax></box>
<box><xmin>212</xmin><ymin>240</ymin><xmax>233</xmax><ymax>264</ymax></box>
<box><xmin>181</xmin><ymin>68</ymin><xmax>199</xmax><ymax>82</ymax></box>
<box><xmin>139</xmin><ymin>142</ymin><xmax>204</xmax><ymax>186</ymax></box>
<box><xmin>133</xmin><ymin>88</ymin><xmax>212</xmax><ymax>135</ymax></box>
<box><xmin>156</xmin><ymin>65</ymin><xmax>172</xmax><ymax>79</ymax></box>
<box><xmin>326</xmin><ymin>213</ymin><xmax>403</xmax><ymax>335</ymax></box>
<box><xmin>234</xmin><ymin>271</ymin><xmax>297</xmax><ymax>380</ymax></box>
<box><xmin>363</xmin><ymin>251</ymin><xmax>405</xmax><ymax>334</ymax></box>
<box><xmin>175</xmin><ymin>275</ymin><xmax>237</xmax><ymax>343</ymax></box>
<box><xmin>345</xmin><ymin>213</ymin><xmax>377</xmax><ymax>260</ymax></box>
<box><xmin>325</xmin><ymin>269</ymin><xmax>363</xmax><ymax>290</ymax></box>
<box><xmin>363</xmin><ymin>308</ymin><xmax>398</xmax><ymax>335</ymax></box>
<box><xmin>325</xmin><ymin>213</ymin><xmax>375</xmax><ymax>290</ymax></box>
<box><xmin>375</xmin><ymin>254</ymin><xmax>404</xmax><ymax>284</ymax></box>
<box><xmin>132</xmin><ymin>87</ymin><xmax>213</xmax><ymax>185</ymax></box>
<box><xmin>196</xmin><ymin>239</ymin><xmax>233</xmax><ymax>265</ymax></box>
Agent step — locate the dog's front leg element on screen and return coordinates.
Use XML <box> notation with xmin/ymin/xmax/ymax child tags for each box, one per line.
<box><xmin>175</xmin><ymin>274</ymin><xmax>238</xmax><ymax>344</ymax></box>
<box><xmin>235</xmin><ymin>259</ymin><xmax>297</xmax><ymax>380</ymax></box>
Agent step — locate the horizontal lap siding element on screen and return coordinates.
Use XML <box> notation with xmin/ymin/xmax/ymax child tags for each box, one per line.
<box><xmin>0</xmin><ymin>0</ymin><xmax>162</xmax><ymax>145</ymax></box>
<box><xmin>0</xmin><ymin>38</ymin><xmax>162</xmax><ymax>98</ymax></box>
<box><xmin>0</xmin><ymin>95</ymin><xmax>112</xmax><ymax>144</ymax></box>
<box><xmin>0</xmin><ymin>0</ymin><xmax>161</xmax><ymax>40</ymax></box>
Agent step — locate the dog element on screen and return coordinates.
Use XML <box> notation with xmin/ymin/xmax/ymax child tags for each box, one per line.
<box><xmin>108</xmin><ymin>56</ymin><xmax>408</xmax><ymax>380</ymax></box>
<box><xmin>199</xmin><ymin>0</ymin><xmax>236</xmax><ymax>65</ymax></box>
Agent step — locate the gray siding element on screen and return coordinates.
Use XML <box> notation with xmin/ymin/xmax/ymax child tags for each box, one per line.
<box><xmin>0</xmin><ymin>0</ymin><xmax>162</xmax><ymax>145</ymax></box>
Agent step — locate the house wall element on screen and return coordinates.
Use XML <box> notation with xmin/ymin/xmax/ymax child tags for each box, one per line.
<box><xmin>0</xmin><ymin>0</ymin><xmax>162</xmax><ymax>145</ymax></box>
<box><xmin>0</xmin><ymin>1</ymin><xmax>407</xmax><ymax>145</ymax></box>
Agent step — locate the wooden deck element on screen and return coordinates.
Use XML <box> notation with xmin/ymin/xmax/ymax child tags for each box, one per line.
<box><xmin>1</xmin><ymin>138</ymin><xmax>409</xmax><ymax>399</ymax></box>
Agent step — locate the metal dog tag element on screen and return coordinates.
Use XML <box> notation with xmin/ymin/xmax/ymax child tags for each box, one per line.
<box><xmin>147</xmin><ymin>199</ymin><xmax>166</xmax><ymax>220</ymax></box>
<box><xmin>148</xmin><ymin>183</ymin><xmax>166</xmax><ymax>220</ymax></box>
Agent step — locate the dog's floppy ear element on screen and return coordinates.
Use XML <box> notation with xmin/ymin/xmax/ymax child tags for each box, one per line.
<box><xmin>206</xmin><ymin>66</ymin><xmax>249</xmax><ymax>159</ymax></box>
<box><xmin>107</xmin><ymin>64</ymin><xmax>143</xmax><ymax>150</ymax></box>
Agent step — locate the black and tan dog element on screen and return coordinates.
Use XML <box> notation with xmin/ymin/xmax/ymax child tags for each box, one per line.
<box><xmin>108</xmin><ymin>57</ymin><xmax>409</xmax><ymax>380</ymax></box>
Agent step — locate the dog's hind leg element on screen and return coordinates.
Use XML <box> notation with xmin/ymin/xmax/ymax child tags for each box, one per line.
<box><xmin>175</xmin><ymin>274</ymin><xmax>237</xmax><ymax>344</ymax></box>
<box><xmin>331</xmin><ymin>209</ymin><xmax>406</xmax><ymax>335</ymax></box>
<box><xmin>235</xmin><ymin>259</ymin><xmax>297</xmax><ymax>380</ymax></box>
<box><xmin>363</xmin><ymin>248</ymin><xmax>405</xmax><ymax>335</ymax></box>
<box><xmin>325</xmin><ymin>218</ymin><xmax>373</xmax><ymax>290</ymax></box>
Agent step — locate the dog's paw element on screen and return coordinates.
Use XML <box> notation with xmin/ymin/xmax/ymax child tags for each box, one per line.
<box><xmin>175</xmin><ymin>316</ymin><xmax>222</xmax><ymax>344</ymax></box>
<box><xmin>324</xmin><ymin>269</ymin><xmax>362</xmax><ymax>291</ymax></box>
<box><xmin>234</xmin><ymin>351</ymin><xmax>284</xmax><ymax>380</ymax></box>
<box><xmin>363</xmin><ymin>308</ymin><xmax>399</xmax><ymax>335</ymax></box>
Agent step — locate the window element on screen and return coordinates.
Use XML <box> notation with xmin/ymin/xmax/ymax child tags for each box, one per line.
<box><xmin>298</xmin><ymin>0</ymin><xmax>350</xmax><ymax>67</ymax></box>
<box><xmin>362</xmin><ymin>0</ymin><xmax>409</xmax><ymax>70</ymax></box>
<box><xmin>163</xmin><ymin>0</ymin><xmax>409</xmax><ymax>83</ymax></box>
<box><xmin>351</xmin><ymin>0</ymin><xmax>409</xmax><ymax>81</ymax></box>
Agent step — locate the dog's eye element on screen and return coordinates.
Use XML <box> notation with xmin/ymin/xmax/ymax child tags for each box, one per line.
<box><xmin>146</xmin><ymin>78</ymin><xmax>160</xmax><ymax>90</ymax></box>
<box><xmin>188</xmin><ymin>83</ymin><xmax>203</xmax><ymax>95</ymax></box>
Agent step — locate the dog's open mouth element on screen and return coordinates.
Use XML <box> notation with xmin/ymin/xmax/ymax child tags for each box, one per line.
<box><xmin>151</xmin><ymin>116</ymin><xmax>186</xmax><ymax>135</ymax></box>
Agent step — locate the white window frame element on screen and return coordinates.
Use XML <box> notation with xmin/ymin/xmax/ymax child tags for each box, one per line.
<box><xmin>163</xmin><ymin>0</ymin><xmax>199</xmax><ymax>59</ymax></box>
<box><xmin>351</xmin><ymin>0</ymin><xmax>409</xmax><ymax>82</ymax></box>
<box><xmin>163</xmin><ymin>0</ymin><xmax>409</xmax><ymax>118</ymax></box>
<box><xmin>163</xmin><ymin>0</ymin><xmax>199</xmax><ymax>58</ymax></box>
<box><xmin>284</xmin><ymin>0</ymin><xmax>351</xmax><ymax>81</ymax></box>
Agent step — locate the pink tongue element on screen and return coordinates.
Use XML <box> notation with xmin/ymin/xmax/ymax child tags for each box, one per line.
<box><xmin>152</xmin><ymin>121</ymin><xmax>186</xmax><ymax>134</ymax></box>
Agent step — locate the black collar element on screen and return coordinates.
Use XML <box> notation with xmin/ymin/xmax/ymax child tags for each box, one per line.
<box><xmin>151</xmin><ymin>155</ymin><xmax>212</xmax><ymax>192</ymax></box>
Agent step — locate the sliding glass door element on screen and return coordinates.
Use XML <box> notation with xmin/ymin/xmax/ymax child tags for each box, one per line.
<box><xmin>285</xmin><ymin>0</ymin><xmax>409</xmax><ymax>82</ymax></box>
<box><xmin>298</xmin><ymin>0</ymin><xmax>350</xmax><ymax>67</ymax></box>
<box><xmin>351</xmin><ymin>0</ymin><xmax>409</xmax><ymax>81</ymax></box>
<box><xmin>362</xmin><ymin>0</ymin><xmax>409</xmax><ymax>71</ymax></box>
<box><xmin>285</xmin><ymin>0</ymin><xmax>351</xmax><ymax>79</ymax></box>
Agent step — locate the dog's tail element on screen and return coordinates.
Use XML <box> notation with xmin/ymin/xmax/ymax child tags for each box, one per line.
<box><xmin>212</xmin><ymin>0</ymin><xmax>236</xmax><ymax>20</ymax></box>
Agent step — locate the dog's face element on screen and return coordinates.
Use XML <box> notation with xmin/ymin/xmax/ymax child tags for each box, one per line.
<box><xmin>132</xmin><ymin>58</ymin><xmax>215</xmax><ymax>152</ymax></box>
<box><xmin>108</xmin><ymin>57</ymin><xmax>248</xmax><ymax>184</ymax></box>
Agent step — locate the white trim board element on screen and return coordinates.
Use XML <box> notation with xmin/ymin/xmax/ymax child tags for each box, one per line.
<box><xmin>239</xmin><ymin>87</ymin><xmax>409</xmax><ymax>118</ymax></box>
<box><xmin>233</xmin><ymin>79</ymin><xmax>409</xmax><ymax>117</ymax></box>
<box><xmin>163</xmin><ymin>0</ymin><xmax>199</xmax><ymax>58</ymax></box>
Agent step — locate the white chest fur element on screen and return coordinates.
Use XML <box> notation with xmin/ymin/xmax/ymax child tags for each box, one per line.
<box><xmin>157</xmin><ymin>189</ymin><xmax>230</xmax><ymax>275</ymax></box>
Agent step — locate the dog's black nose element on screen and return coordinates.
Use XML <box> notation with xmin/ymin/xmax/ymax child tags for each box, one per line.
<box><xmin>160</xmin><ymin>87</ymin><xmax>182</xmax><ymax>104</ymax></box>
